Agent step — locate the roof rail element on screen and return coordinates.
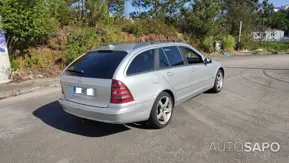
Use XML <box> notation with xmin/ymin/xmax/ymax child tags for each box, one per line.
<box><xmin>101</xmin><ymin>39</ymin><xmax>182</xmax><ymax>50</ymax></box>
<box><xmin>133</xmin><ymin>42</ymin><xmax>151</xmax><ymax>49</ymax></box>
<box><xmin>132</xmin><ymin>39</ymin><xmax>182</xmax><ymax>49</ymax></box>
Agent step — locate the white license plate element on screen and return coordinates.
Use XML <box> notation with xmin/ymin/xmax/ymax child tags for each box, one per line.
<box><xmin>74</xmin><ymin>87</ymin><xmax>95</xmax><ymax>96</ymax></box>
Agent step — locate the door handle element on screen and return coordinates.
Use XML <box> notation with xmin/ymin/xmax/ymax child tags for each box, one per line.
<box><xmin>192</xmin><ymin>68</ymin><xmax>197</xmax><ymax>72</ymax></box>
<box><xmin>166</xmin><ymin>72</ymin><xmax>174</xmax><ymax>76</ymax></box>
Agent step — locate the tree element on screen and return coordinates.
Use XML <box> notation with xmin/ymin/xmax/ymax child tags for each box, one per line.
<box><xmin>69</xmin><ymin>0</ymin><xmax>124</xmax><ymax>26</ymax></box>
<box><xmin>47</xmin><ymin>0</ymin><xmax>70</xmax><ymax>25</ymax></box>
<box><xmin>64</xmin><ymin>0</ymin><xmax>78</xmax><ymax>5</ymax></box>
<box><xmin>181</xmin><ymin>0</ymin><xmax>222</xmax><ymax>39</ymax></box>
<box><xmin>269</xmin><ymin>10</ymin><xmax>289</xmax><ymax>35</ymax></box>
<box><xmin>108</xmin><ymin>0</ymin><xmax>126</xmax><ymax>17</ymax></box>
<box><xmin>0</xmin><ymin>0</ymin><xmax>57</xmax><ymax>54</ymax></box>
<box><xmin>272</xmin><ymin>10</ymin><xmax>289</xmax><ymax>31</ymax></box>
<box><xmin>222</xmin><ymin>0</ymin><xmax>260</xmax><ymax>37</ymax></box>
<box><xmin>258</xmin><ymin>0</ymin><xmax>274</xmax><ymax>42</ymax></box>
<box><xmin>85</xmin><ymin>0</ymin><xmax>111</xmax><ymax>27</ymax></box>
<box><xmin>131</xmin><ymin>0</ymin><xmax>186</xmax><ymax>21</ymax></box>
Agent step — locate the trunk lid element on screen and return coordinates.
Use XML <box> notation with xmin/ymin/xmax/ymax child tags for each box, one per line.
<box><xmin>61</xmin><ymin>76</ymin><xmax>112</xmax><ymax>108</ymax></box>
<box><xmin>61</xmin><ymin>50</ymin><xmax>127</xmax><ymax>108</ymax></box>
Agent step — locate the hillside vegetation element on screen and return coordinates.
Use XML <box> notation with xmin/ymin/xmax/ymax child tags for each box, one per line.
<box><xmin>0</xmin><ymin>0</ymin><xmax>289</xmax><ymax>81</ymax></box>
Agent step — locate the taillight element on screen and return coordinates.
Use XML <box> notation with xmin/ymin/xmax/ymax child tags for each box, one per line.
<box><xmin>110</xmin><ymin>79</ymin><xmax>134</xmax><ymax>104</ymax></box>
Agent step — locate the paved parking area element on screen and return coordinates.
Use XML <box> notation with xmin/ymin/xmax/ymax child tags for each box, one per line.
<box><xmin>0</xmin><ymin>55</ymin><xmax>289</xmax><ymax>163</ymax></box>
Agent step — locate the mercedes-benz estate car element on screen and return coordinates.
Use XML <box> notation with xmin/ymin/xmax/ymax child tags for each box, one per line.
<box><xmin>58</xmin><ymin>42</ymin><xmax>224</xmax><ymax>128</ymax></box>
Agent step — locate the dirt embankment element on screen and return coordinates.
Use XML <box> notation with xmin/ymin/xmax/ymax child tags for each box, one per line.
<box><xmin>11</xmin><ymin>28</ymin><xmax>183</xmax><ymax>82</ymax></box>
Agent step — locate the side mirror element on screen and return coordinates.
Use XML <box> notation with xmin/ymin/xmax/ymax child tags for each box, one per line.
<box><xmin>204</xmin><ymin>58</ymin><xmax>212</xmax><ymax>64</ymax></box>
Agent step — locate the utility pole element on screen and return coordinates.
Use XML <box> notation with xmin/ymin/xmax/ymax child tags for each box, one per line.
<box><xmin>124</xmin><ymin>0</ymin><xmax>130</xmax><ymax>19</ymax></box>
<box><xmin>238</xmin><ymin>21</ymin><xmax>242</xmax><ymax>51</ymax></box>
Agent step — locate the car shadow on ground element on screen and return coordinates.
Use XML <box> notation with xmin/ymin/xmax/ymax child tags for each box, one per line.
<box><xmin>126</xmin><ymin>122</ymin><xmax>154</xmax><ymax>130</ymax></box>
<box><xmin>33</xmin><ymin>101</ymin><xmax>131</xmax><ymax>137</ymax></box>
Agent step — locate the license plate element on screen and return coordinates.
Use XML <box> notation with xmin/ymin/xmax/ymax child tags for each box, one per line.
<box><xmin>74</xmin><ymin>87</ymin><xmax>95</xmax><ymax>96</ymax></box>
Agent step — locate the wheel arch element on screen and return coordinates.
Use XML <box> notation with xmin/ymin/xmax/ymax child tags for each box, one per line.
<box><xmin>162</xmin><ymin>89</ymin><xmax>175</xmax><ymax>107</ymax></box>
<box><xmin>219</xmin><ymin>67</ymin><xmax>225</xmax><ymax>77</ymax></box>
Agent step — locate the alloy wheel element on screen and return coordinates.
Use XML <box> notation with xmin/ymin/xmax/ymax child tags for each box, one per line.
<box><xmin>216</xmin><ymin>72</ymin><xmax>223</xmax><ymax>90</ymax></box>
<box><xmin>156</xmin><ymin>96</ymin><xmax>172</xmax><ymax>124</ymax></box>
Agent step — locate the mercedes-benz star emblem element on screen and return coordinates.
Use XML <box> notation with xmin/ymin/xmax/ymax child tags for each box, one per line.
<box><xmin>77</xmin><ymin>78</ymin><xmax>82</xmax><ymax>83</ymax></box>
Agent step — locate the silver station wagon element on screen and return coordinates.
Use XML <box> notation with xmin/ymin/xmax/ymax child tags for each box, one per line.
<box><xmin>58</xmin><ymin>42</ymin><xmax>224</xmax><ymax>128</ymax></box>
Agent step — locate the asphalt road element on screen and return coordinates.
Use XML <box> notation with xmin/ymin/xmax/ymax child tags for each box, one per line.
<box><xmin>1</xmin><ymin>55</ymin><xmax>289</xmax><ymax>163</ymax></box>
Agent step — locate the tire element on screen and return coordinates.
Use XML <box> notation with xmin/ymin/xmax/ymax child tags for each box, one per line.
<box><xmin>80</xmin><ymin>117</ymin><xmax>91</xmax><ymax>123</ymax></box>
<box><xmin>210</xmin><ymin>69</ymin><xmax>224</xmax><ymax>93</ymax></box>
<box><xmin>148</xmin><ymin>92</ymin><xmax>174</xmax><ymax>129</ymax></box>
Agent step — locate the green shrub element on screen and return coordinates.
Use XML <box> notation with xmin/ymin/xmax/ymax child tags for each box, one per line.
<box><xmin>183</xmin><ymin>34</ymin><xmax>199</xmax><ymax>48</ymax></box>
<box><xmin>263</xmin><ymin>41</ymin><xmax>289</xmax><ymax>52</ymax></box>
<box><xmin>10</xmin><ymin>47</ymin><xmax>53</xmax><ymax>70</ymax></box>
<box><xmin>47</xmin><ymin>0</ymin><xmax>70</xmax><ymax>25</ymax></box>
<box><xmin>62</xmin><ymin>27</ymin><xmax>99</xmax><ymax>64</ymax></box>
<box><xmin>137</xmin><ymin>19</ymin><xmax>176</xmax><ymax>36</ymax></box>
<box><xmin>0</xmin><ymin>0</ymin><xmax>58</xmax><ymax>52</ymax></box>
<box><xmin>85</xmin><ymin>0</ymin><xmax>113</xmax><ymax>27</ymax></box>
<box><xmin>222</xmin><ymin>35</ymin><xmax>235</xmax><ymax>51</ymax></box>
<box><xmin>202</xmin><ymin>36</ymin><xmax>214</xmax><ymax>53</ymax></box>
<box><xmin>10</xmin><ymin>59</ymin><xmax>20</xmax><ymax>70</ymax></box>
<box><xmin>272</xmin><ymin>50</ymin><xmax>279</xmax><ymax>54</ymax></box>
<box><xmin>120</xmin><ymin>19</ymin><xmax>177</xmax><ymax>37</ymax></box>
<box><xmin>23</xmin><ymin>58</ymin><xmax>33</xmax><ymax>68</ymax></box>
<box><xmin>122</xmin><ymin>23</ymin><xmax>141</xmax><ymax>36</ymax></box>
<box><xmin>254</xmin><ymin>49</ymin><xmax>262</xmax><ymax>55</ymax></box>
<box><xmin>238</xmin><ymin>37</ymin><xmax>260</xmax><ymax>50</ymax></box>
<box><xmin>31</xmin><ymin>50</ymin><xmax>44</xmax><ymax>67</ymax></box>
<box><xmin>100</xmin><ymin>26</ymin><xmax>125</xmax><ymax>44</ymax></box>
<box><xmin>22</xmin><ymin>54</ymin><xmax>43</xmax><ymax>68</ymax></box>
<box><xmin>48</xmin><ymin>39</ymin><xmax>58</xmax><ymax>50</ymax></box>
<box><xmin>43</xmin><ymin>50</ymin><xmax>54</xmax><ymax>65</ymax></box>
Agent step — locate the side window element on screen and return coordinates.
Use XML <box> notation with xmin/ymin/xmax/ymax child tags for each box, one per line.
<box><xmin>162</xmin><ymin>46</ymin><xmax>184</xmax><ymax>67</ymax></box>
<box><xmin>127</xmin><ymin>49</ymin><xmax>155</xmax><ymax>75</ymax></box>
<box><xmin>179</xmin><ymin>47</ymin><xmax>203</xmax><ymax>64</ymax></box>
<box><xmin>158</xmin><ymin>48</ymin><xmax>170</xmax><ymax>69</ymax></box>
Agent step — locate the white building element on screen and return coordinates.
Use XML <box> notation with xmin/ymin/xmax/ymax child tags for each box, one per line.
<box><xmin>252</xmin><ymin>29</ymin><xmax>285</xmax><ymax>41</ymax></box>
<box><xmin>274</xmin><ymin>5</ymin><xmax>289</xmax><ymax>12</ymax></box>
<box><xmin>274</xmin><ymin>7</ymin><xmax>281</xmax><ymax>12</ymax></box>
<box><xmin>0</xmin><ymin>20</ymin><xmax>11</xmax><ymax>84</ymax></box>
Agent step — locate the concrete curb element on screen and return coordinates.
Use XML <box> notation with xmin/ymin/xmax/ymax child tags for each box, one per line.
<box><xmin>0</xmin><ymin>82</ymin><xmax>60</xmax><ymax>100</ymax></box>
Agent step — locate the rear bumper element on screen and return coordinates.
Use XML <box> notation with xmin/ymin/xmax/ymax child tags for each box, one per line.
<box><xmin>58</xmin><ymin>97</ymin><xmax>153</xmax><ymax>124</ymax></box>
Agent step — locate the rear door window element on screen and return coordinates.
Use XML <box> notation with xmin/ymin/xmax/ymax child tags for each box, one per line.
<box><xmin>64</xmin><ymin>51</ymin><xmax>127</xmax><ymax>79</ymax></box>
<box><xmin>162</xmin><ymin>46</ymin><xmax>184</xmax><ymax>67</ymax></box>
<box><xmin>158</xmin><ymin>48</ymin><xmax>170</xmax><ymax>69</ymax></box>
<box><xmin>127</xmin><ymin>49</ymin><xmax>155</xmax><ymax>75</ymax></box>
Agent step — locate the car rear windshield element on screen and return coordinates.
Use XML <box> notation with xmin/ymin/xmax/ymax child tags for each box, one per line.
<box><xmin>64</xmin><ymin>51</ymin><xmax>127</xmax><ymax>79</ymax></box>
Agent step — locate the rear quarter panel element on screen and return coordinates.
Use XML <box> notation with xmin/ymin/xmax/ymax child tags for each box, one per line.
<box><xmin>113</xmin><ymin>47</ymin><xmax>175</xmax><ymax>112</ymax></box>
<box><xmin>118</xmin><ymin>72</ymin><xmax>173</xmax><ymax>105</ymax></box>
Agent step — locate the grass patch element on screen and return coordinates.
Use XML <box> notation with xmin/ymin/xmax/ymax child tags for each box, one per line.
<box><xmin>263</xmin><ymin>41</ymin><xmax>289</xmax><ymax>53</ymax></box>
<box><xmin>202</xmin><ymin>36</ymin><xmax>214</xmax><ymax>53</ymax></box>
<box><xmin>222</xmin><ymin>35</ymin><xmax>235</xmax><ymax>51</ymax></box>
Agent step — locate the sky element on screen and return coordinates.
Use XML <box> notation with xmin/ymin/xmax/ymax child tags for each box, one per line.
<box><xmin>269</xmin><ymin>0</ymin><xmax>288</xmax><ymax>7</ymax></box>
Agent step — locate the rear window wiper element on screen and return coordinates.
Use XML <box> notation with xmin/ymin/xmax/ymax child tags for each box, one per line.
<box><xmin>66</xmin><ymin>69</ymin><xmax>84</xmax><ymax>74</ymax></box>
